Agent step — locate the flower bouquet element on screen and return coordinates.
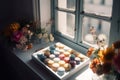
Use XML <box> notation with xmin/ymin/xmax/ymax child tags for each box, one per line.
<box><xmin>1</xmin><ymin>18</ymin><xmax>54</xmax><ymax>51</ymax></box>
<box><xmin>86</xmin><ymin>40</ymin><xmax>120</xmax><ymax>80</ymax></box>
<box><xmin>33</xmin><ymin>28</ymin><xmax>54</xmax><ymax>44</ymax></box>
<box><xmin>31</xmin><ymin>20</ymin><xmax>54</xmax><ymax>44</ymax></box>
<box><xmin>2</xmin><ymin>22</ymin><xmax>34</xmax><ymax>51</ymax></box>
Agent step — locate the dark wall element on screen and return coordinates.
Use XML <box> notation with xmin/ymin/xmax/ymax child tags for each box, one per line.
<box><xmin>0</xmin><ymin>0</ymin><xmax>33</xmax><ymax>79</ymax></box>
<box><xmin>0</xmin><ymin>0</ymin><xmax>33</xmax><ymax>30</ymax></box>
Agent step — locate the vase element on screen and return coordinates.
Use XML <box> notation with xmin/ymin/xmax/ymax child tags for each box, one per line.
<box><xmin>115</xmin><ymin>71</ymin><xmax>120</xmax><ymax>80</ymax></box>
<box><xmin>92</xmin><ymin>73</ymin><xmax>116</xmax><ymax>80</ymax></box>
<box><xmin>32</xmin><ymin>35</ymin><xmax>41</xmax><ymax>44</ymax></box>
<box><xmin>92</xmin><ymin>73</ymin><xmax>103</xmax><ymax>80</ymax></box>
<box><xmin>102</xmin><ymin>74</ymin><xmax>116</xmax><ymax>80</ymax></box>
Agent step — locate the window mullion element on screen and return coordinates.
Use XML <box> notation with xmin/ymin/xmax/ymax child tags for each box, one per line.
<box><xmin>76</xmin><ymin>0</ymin><xmax>83</xmax><ymax>43</ymax></box>
<box><xmin>51</xmin><ymin>0</ymin><xmax>56</xmax><ymax>33</ymax></box>
<box><xmin>55</xmin><ymin>7</ymin><xmax>75</xmax><ymax>14</ymax></box>
<box><xmin>54</xmin><ymin>0</ymin><xmax>58</xmax><ymax>34</ymax></box>
<box><xmin>33</xmin><ymin>0</ymin><xmax>41</xmax><ymax>26</ymax></box>
<box><xmin>74</xmin><ymin>0</ymin><xmax>79</xmax><ymax>42</ymax></box>
<box><xmin>80</xmin><ymin>12</ymin><xmax>111</xmax><ymax>22</ymax></box>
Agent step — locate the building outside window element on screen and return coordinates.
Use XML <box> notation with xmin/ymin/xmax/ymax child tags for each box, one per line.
<box><xmin>51</xmin><ymin>0</ymin><xmax>119</xmax><ymax>51</ymax></box>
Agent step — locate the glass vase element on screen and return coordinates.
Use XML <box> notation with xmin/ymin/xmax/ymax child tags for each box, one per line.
<box><xmin>115</xmin><ymin>71</ymin><xmax>120</xmax><ymax>80</ymax></box>
<box><xmin>32</xmin><ymin>35</ymin><xmax>41</xmax><ymax>44</ymax></box>
<box><xmin>92</xmin><ymin>73</ymin><xmax>116</xmax><ymax>80</ymax></box>
<box><xmin>102</xmin><ymin>74</ymin><xmax>116</xmax><ymax>80</ymax></box>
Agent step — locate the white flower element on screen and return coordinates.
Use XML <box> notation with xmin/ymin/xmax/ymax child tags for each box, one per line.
<box><xmin>49</xmin><ymin>34</ymin><xmax>54</xmax><ymax>42</ymax></box>
<box><xmin>50</xmin><ymin>37</ymin><xmax>54</xmax><ymax>42</ymax></box>
<box><xmin>37</xmin><ymin>33</ymin><xmax>42</xmax><ymax>39</ymax></box>
<box><xmin>43</xmin><ymin>33</ymin><xmax>48</xmax><ymax>38</ymax></box>
<box><xmin>28</xmin><ymin>30</ymin><xmax>31</xmax><ymax>34</ymax></box>
<box><xmin>30</xmin><ymin>32</ymin><xmax>33</xmax><ymax>36</ymax></box>
<box><xmin>26</xmin><ymin>24</ymin><xmax>30</xmax><ymax>28</ymax></box>
<box><xmin>29</xmin><ymin>31</ymin><xmax>33</xmax><ymax>39</ymax></box>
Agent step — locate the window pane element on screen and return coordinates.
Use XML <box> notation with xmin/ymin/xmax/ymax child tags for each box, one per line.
<box><xmin>58</xmin><ymin>0</ymin><xmax>76</xmax><ymax>10</ymax></box>
<box><xmin>82</xmin><ymin>17</ymin><xmax>110</xmax><ymax>47</ymax></box>
<box><xmin>83</xmin><ymin>0</ymin><xmax>113</xmax><ymax>17</ymax></box>
<box><xmin>56</xmin><ymin>11</ymin><xmax>75</xmax><ymax>38</ymax></box>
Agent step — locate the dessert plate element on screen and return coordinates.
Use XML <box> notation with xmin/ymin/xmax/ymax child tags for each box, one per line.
<box><xmin>32</xmin><ymin>42</ymin><xmax>90</xmax><ymax>80</ymax></box>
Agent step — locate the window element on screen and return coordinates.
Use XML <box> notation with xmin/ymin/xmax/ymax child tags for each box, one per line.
<box><xmin>82</xmin><ymin>0</ymin><xmax>112</xmax><ymax>48</ymax></box>
<box><xmin>52</xmin><ymin>0</ymin><xmax>119</xmax><ymax>50</ymax></box>
<box><xmin>82</xmin><ymin>17</ymin><xmax>110</xmax><ymax>47</ymax></box>
<box><xmin>55</xmin><ymin>0</ymin><xmax>76</xmax><ymax>39</ymax></box>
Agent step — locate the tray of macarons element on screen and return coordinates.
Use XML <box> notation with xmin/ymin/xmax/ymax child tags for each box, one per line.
<box><xmin>32</xmin><ymin>42</ymin><xmax>90</xmax><ymax>80</ymax></box>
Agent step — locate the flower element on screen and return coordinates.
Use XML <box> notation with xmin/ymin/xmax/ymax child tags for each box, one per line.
<box><xmin>37</xmin><ymin>33</ymin><xmax>42</xmax><ymax>39</ymax></box>
<box><xmin>49</xmin><ymin>33</ymin><xmax>54</xmax><ymax>42</ymax></box>
<box><xmin>98</xmin><ymin>46</ymin><xmax>115</xmax><ymax>63</ymax></box>
<box><xmin>11</xmin><ymin>31</ymin><xmax>23</xmax><ymax>43</ymax></box>
<box><xmin>86</xmin><ymin>40</ymin><xmax>120</xmax><ymax>77</ymax></box>
<box><xmin>2</xmin><ymin>19</ymin><xmax>54</xmax><ymax>50</ymax></box>
<box><xmin>32</xmin><ymin>19</ymin><xmax>54</xmax><ymax>43</ymax></box>
<box><xmin>2</xmin><ymin>21</ymin><xmax>34</xmax><ymax>51</ymax></box>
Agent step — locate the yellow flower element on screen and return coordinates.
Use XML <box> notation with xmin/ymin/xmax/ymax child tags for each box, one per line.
<box><xmin>9</xmin><ymin>22</ymin><xmax>20</xmax><ymax>32</ymax></box>
<box><xmin>98</xmin><ymin>50</ymin><xmax>104</xmax><ymax>62</ymax></box>
<box><xmin>3</xmin><ymin>22</ymin><xmax>20</xmax><ymax>37</ymax></box>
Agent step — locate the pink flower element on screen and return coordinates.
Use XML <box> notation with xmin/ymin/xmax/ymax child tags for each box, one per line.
<box><xmin>12</xmin><ymin>31</ymin><xmax>23</xmax><ymax>43</ymax></box>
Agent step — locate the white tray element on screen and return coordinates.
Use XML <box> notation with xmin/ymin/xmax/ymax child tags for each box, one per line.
<box><xmin>32</xmin><ymin>42</ymin><xmax>90</xmax><ymax>80</ymax></box>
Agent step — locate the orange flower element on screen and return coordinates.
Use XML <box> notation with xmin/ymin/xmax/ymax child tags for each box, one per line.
<box><xmin>90</xmin><ymin>58</ymin><xmax>104</xmax><ymax>75</ymax></box>
<box><xmin>88</xmin><ymin>40</ymin><xmax>120</xmax><ymax>76</ymax></box>
<box><xmin>86</xmin><ymin>47</ymin><xmax>94</xmax><ymax>57</ymax></box>
<box><xmin>90</xmin><ymin>58</ymin><xmax>100</xmax><ymax>73</ymax></box>
<box><xmin>3</xmin><ymin>22</ymin><xmax>20</xmax><ymax>37</ymax></box>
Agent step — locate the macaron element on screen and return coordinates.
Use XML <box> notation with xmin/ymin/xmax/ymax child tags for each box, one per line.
<box><xmin>54</xmin><ymin>51</ymin><xmax>60</xmax><ymax>57</ymax></box>
<box><xmin>49</xmin><ymin>54</ymin><xmax>55</xmax><ymax>60</ymax></box>
<box><xmin>63</xmin><ymin>63</ymin><xmax>71</xmax><ymax>71</ymax></box>
<box><xmin>53</xmin><ymin>57</ymin><xmax>60</xmax><ymax>63</ymax></box>
<box><xmin>44</xmin><ymin>50</ymin><xmax>50</xmax><ymax>58</ymax></box>
<box><xmin>64</xmin><ymin>57</ymin><xmax>70</xmax><ymax>63</ymax></box>
<box><xmin>57</xmin><ymin>67</ymin><xmax>65</xmax><ymax>76</ymax></box>
<box><xmin>58</xmin><ymin>60</ymin><xmax>65</xmax><ymax>67</ymax></box>
<box><xmin>37</xmin><ymin>54</ymin><xmax>46</xmax><ymax>62</ymax></box>
<box><xmin>70</xmin><ymin>54</ymin><xmax>75</xmax><ymax>61</ymax></box>
<box><xmin>64</xmin><ymin>52</ymin><xmax>70</xmax><ymax>57</ymax></box>
<box><xmin>52</xmin><ymin>63</ymin><xmax>60</xmax><ymax>72</ymax></box>
<box><xmin>59</xmin><ymin>54</ymin><xmax>65</xmax><ymax>60</ymax></box>
<box><xmin>49</xmin><ymin>45</ymin><xmax>55</xmax><ymax>50</ymax></box>
<box><xmin>75</xmin><ymin>57</ymin><xmax>80</xmax><ymax>65</ymax></box>
<box><xmin>48</xmin><ymin>60</ymin><xmax>54</xmax><ymax>68</ymax></box>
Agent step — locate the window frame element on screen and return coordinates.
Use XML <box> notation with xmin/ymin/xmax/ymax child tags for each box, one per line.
<box><xmin>51</xmin><ymin>0</ymin><xmax>120</xmax><ymax>53</ymax></box>
<box><xmin>54</xmin><ymin>0</ymin><xmax>76</xmax><ymax>42</ymax></box>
